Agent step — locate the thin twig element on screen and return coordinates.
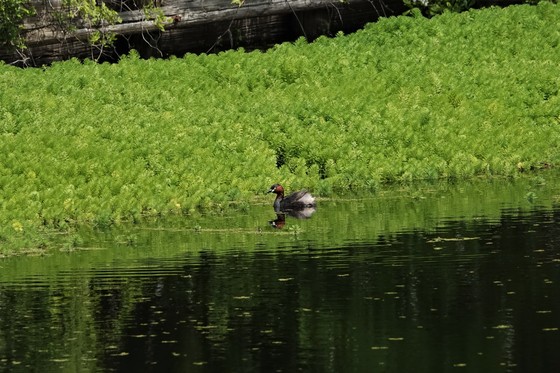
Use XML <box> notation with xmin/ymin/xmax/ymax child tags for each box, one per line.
<box><xmin>285</xmin><ymin>0</ymin><xmax>307</xmax><ymax>39</ymax></box>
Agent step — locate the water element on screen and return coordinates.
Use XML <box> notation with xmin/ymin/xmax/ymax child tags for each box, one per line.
<box><xmin>1</xmin><ymin>178</ymin><xmax>560</xmax><ymax>372</ymax></box>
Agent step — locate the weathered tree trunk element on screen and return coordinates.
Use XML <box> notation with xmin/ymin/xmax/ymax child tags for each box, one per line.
<box><xmin>0</xmin><ymin>0</ymin><xmax>406</xmax><ymax>66</ymax></box>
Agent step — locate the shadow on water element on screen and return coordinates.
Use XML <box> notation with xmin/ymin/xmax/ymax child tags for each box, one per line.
<box><xmin>1</xmin><ymin>176</ymin><xmax>560</xmax><ymax>372</ymax></box>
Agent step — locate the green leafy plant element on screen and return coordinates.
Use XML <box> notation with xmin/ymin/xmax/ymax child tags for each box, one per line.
<box><xmin>0</xmin><ymin>0</ymin><xmax>35</xmax><ymax>49</ymax></box>
<box><xmin>142</xmin><ymin>2</ymin><xmax>172</xmax><ymax>31</ymax></box>
<box><xmin>0</xmin><ymin>0</ymin><xmax>172</xmax><ymax>61</ymax></box>
<box><xmin>60</xmin><ymin>0</ymin><xmax>122</xmax><ymax>51</ymax></box>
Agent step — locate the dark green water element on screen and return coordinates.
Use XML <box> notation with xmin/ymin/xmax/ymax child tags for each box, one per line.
<box><xmin>1</xmin><ymin>177</ymin><xmax>560</xmax><ymax>372</ymax></box>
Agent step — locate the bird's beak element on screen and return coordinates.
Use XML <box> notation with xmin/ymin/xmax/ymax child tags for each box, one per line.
<box><xmin>267</xmin><ymin>187</ymin><xmax>275</xmax><ymax>193</ymax></box>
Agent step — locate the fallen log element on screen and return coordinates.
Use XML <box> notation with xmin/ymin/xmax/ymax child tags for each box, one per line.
<box><xmin>1</xmin><ymin>0</ymin><xmax>405</xmax><ymax>66</ymax></box>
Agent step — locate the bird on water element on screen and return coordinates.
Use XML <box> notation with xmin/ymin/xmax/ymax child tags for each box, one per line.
<box><xmin>267</xmin><ymin>184</ymin><xmax>316</xmax><ymax>211</ymax></box>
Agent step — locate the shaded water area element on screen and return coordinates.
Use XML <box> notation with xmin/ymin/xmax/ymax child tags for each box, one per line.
<box><xmin>1</xmin><ymin>176</ymin><xmax>560</xmax><ymax>372</ymax></box>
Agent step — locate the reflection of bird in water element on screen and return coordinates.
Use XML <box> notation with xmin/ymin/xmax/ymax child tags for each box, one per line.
<box><xmin>269</xmin><ymin>213</ymin><xmax>286</xmax><ymax>229</ymax></box>
<box><xmin>268</xmin><ymin>184</ymin><xmax>316</xmax><ymax>229</ymax></box>
<box><xmin>285</xmin><ymin>207</ymin><xmax>316</xmax><ymax>219</ymax></box>
<box><xmin>269</xmin><ymin>208</ymin><xmax>316</xmax><ymax>229</ymax></box>
<box><xmin>268</xmin><ymin>184</ymin><xmax>315</xmax><ymax>211</ymax></box>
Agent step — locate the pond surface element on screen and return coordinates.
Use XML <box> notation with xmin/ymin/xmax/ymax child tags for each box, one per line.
<box><xmin>1</xmin><ymin>177</ymin><xmax>560</xmax><ymax>372</ymax></box>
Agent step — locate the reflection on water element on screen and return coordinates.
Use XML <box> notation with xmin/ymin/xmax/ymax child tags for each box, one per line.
<box><xmin>1</xmin><ymin>179</ymin><xmax>560</xmax><ymax>372</ymax></box>
<box><xmin>269</xmin><ymin>206</ymin><xmax>316</xmax><ymax>229</ymax></box>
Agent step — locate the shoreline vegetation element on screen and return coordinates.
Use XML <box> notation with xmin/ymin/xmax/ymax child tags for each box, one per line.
<box><xmin>1</xmin><ymin>2</ymin><xmax>560</xmax><ymax>255</ymax></box>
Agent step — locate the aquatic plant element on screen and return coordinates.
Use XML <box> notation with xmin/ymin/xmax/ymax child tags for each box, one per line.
<box><xmin>1</xmin><ymin>3</ymin><xmax>560</xmax><ymax>253</ymax></box>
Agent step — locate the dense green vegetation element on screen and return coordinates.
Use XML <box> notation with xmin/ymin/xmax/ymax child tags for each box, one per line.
<box><xmin>1</xmin><ymin>2</ymin><xmax>560</xmax><ymax>253</ymax></box>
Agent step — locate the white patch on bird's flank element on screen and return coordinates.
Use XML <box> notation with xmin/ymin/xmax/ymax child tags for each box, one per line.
<box><xmin>300</xmin><ymin>193</ymin><xmax>315</xmax><ymax>205</ymax></box>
